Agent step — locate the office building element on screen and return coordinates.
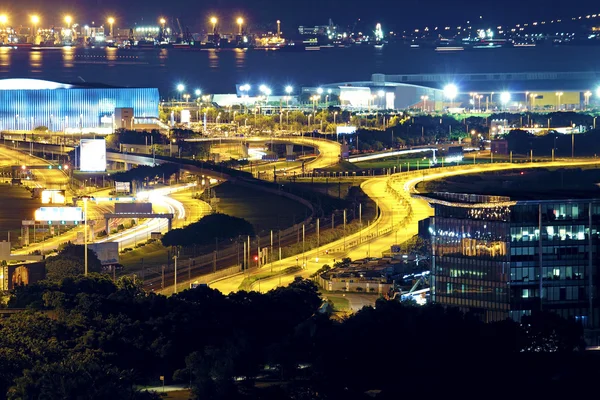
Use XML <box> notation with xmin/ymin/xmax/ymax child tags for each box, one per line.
<box><xmin>0</xmin><ymin>78</ymin><xmax>159</xmax><ymax>134</ymax></box>
<box><xmin>422</xmin><ymin>192</ymin><xmax>600</xmax><ymax>329</ymax></box>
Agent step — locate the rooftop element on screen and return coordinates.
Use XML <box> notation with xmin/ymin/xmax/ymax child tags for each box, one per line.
<box><xmin>419</xmin><ymin>168</ymin><xmax>600</xmax><ymax>203</ymax></box>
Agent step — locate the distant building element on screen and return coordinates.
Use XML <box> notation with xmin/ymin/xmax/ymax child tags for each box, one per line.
<box><xmin>421</xmin><ymin>192</ymin><xmax>600</xmax><ymax>336</ymax></box>
<box><xmin>317</xmin><ymin>258</ymin><xmax>404</xmax><ymax>294</ymax></box>
<box><xmin>491</xmin><ymin>139</ymin><xmax>508</xmax><ymax>155</ymax></box>
<box><xmin>0</xmin><ymin>78</ymin><xmax>159</xmax><ymax>134</ymax></box>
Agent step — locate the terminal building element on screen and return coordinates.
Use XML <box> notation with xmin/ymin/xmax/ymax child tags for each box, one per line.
<box><xmin>420</xmin><ymin>192</ymin><xmax>600</xmax><ymax>337</ymax></box>
<box><xmin>0</xmin><ymin>78</ymin><xmax>160</xmax><ymax>134</ymax></box>
<box><xmin>303</xmin><ymin>71</ymin><xmax>599</xmax><ymax>111</ymax></box>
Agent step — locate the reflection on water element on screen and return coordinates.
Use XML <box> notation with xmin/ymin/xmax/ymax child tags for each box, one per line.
<box><xmin>105</xmin><ymin>47</ymin><xmax>118</xmax><ymax>65</ymax></box>
<box><xmin>208</xmin><ymin>49</ymin><xmax>219</xmax><ymax>69</ymax></box>
<box><xmin>234</xmin><ymin>48</ymin><xmax>246</xmax><ymax>69</ymax></box>
<box><xmin>0</xmin><ymin>47</ymin><xmax>10</xmax><ymax>71</ymax></box>
<box><xmin>1</xmin><ymin>45</ymin><xmax>599</xmax><ymax>95</ymax></box>
<box><xmin>29</xmin><ymin>51</ymin><xmax>42</xmax><ymax>72</ymax></box>
<box><xmin>62</xmin><ymin>47</ymin><xmax>74</xmax><ymax>68</ymax></box>
<box><xmin>158</xmin><ymin>48</ymin><xmax>168</xmax><ymax>67</ymax></box>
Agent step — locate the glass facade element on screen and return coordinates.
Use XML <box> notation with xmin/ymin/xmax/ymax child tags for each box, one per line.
<box><xmin>0</xmin><ymin>80</ymin><xmax>159</xmax><ymax>132</ymax></box>
<box><xmin>429</xmin><ymin>197</ymin><xmax>600</xmax><ymax>327</ymax></box>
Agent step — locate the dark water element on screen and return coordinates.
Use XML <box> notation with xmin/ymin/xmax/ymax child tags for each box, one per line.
<box><xmin>1</xmin><ymin>44</ymin><xmax>600</xmax><ymax>96</ymax></box>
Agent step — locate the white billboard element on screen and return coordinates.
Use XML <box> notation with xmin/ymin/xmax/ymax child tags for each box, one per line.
<box><xmin>34</xmin><ymin>207</ymin><xmax>83</xmax><ymax>222</ymax></box>
<box><xmin>336</xmin><ymin>126</ymin><xmax>357</xmax><ymax>135</ymax></box>
<box><xmin>115</xmin><ymin>182</ymin><xmax>131</xmax><ymax>193</ymax></box>
<box><xmin>181</xmin><ymin>109</ymin><xmax>191</xmax><ymax>125</ymax></box>
<box><xmin>80</xmin><ymin>139</ymin><xmax>106</xmax><ymax>172</ymax></box>
<box><xmin>41</xmin><ymin>190</ymin><xmax>66</xmax><ymax>205</ymax></box>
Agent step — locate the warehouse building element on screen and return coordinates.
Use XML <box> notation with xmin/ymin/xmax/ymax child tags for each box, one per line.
<box><xmin>0</xmin><ymin>78</ymin><xmax>160</xmax><ymax>134</ymax></box>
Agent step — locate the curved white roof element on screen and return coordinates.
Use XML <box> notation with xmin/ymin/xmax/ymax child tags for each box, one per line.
<box><xmin>0</xmin><ymin>78</ymin><xmax>73</xmax><ymax>90</ymax></box>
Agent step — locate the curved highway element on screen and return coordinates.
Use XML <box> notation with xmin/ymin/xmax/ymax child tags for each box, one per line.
<box><xmin>211</xmin><ymin>159</ymin><xmax>600</xmax><ymax>294</ymax></box>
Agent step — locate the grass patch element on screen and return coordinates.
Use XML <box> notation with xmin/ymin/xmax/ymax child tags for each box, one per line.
<box><xmin>214</xmin><ymin>181</ymin><xmax>311</xmax><ymax>232</ymax></box>
<box><xmin>323</xmin><ymin>293</ymin><xmax>350</xmax><ymax>312</ymax></box>
<box><xmin>238</xmin><ymin>266</ymin><xmax>302</xmax><ymax>291</ymax></box>
<box><xmin>320</xmin><ymin>161</ymin><xmax>361</xmax><ymax>172</ymax></box>
<box><xmin>164</xmin><ymin>390</ymin><xmax>192</xmax><ymax>399</ymax></box>
<box><xmin>119</xmin><ymin>241</ymin><xmax>170</xmax><ymax>272</ymax></box>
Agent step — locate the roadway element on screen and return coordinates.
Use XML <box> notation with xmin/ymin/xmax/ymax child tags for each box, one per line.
<box><xmin>211</xmin><ymin>159</ymin><xmax>600</xmax><ymax>294</ymax></box>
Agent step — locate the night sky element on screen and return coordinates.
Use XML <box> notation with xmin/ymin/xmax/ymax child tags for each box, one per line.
<box><xmin>7</xmin><ymin>0</ymin><xmax>598</xmax><ymax>33</ymax></box>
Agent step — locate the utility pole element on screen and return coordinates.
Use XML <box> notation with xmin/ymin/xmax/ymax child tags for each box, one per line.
<box><xmin>316</xmin><ymin>218</ymin><xmax>320</xmax><ymax>253</ymax></box>
<box><xmin>359</xmin><ymin>203</ymin><xmax>362</xmax><ymax>226</ymax></box>
<box><xmin>270</xmin><ymin>230</ymin><xmax>273</xmax><ymax>273</ymax></box>
<box><xmin>302</xmin><ymin>224</ymin><xmax>305</xmax><ymax>267</ymax></box>
<box><xmin>343</xmin><ymin>209</ymin><xmax>347</xmax><ymax>250</ymax></box>
<box><xmin>173</xmin><ymin>255</ymin><xmax>178</xmax><ymax>294</ymax></box>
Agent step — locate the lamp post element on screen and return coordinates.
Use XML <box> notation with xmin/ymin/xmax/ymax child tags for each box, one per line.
<box><xmin>277</xmin><ymin>20</ymin><xmax>281</xmax><ymax>37</ymax></box>
<box><xmin>530</xmin><ymin>93</ymin><xmax>537</xmax><ymax>110</ymax></box>
<box><xmin>584</xmin><ymin>91</ymin><xmax>592</xmax><ymax>110</ymax></box>
<box><xmin>420</xmin><ymin>95</ymin><xmax>429</xmax><ymax>112</ymax></box>
<box><xmin>80</xmin><ymin>196</ymin><xmax>94</xmax><ymax>276</ymax></box>
<box><xmin>176</xmin><ymin>83</ymin><xmax>184</xmax><ymax>102</ymax></box>
<box><xmin>31</xmin><ymin>15</ymin><xmax>39</xmax><ymax>44</ymax></box>
<box><xmin>444</xmin><ymin>84</ymin><xmax>457</xmax><ymax>110</ymax></box>
<box><xmin>210</xmin><ymin>17</ymin><xmax>217</xmax><ymax>34</ymax></box>
<box><xmin>173</xmin><ymin>255</ymin><xmax>178</xmax><ymax>294</ymax></box>
<box><xmin>236</xmin><ymin>17</ymin><xmax>243</xmax><ymax>35</ymax></box>
<box><xmin>64</xmin><ymin>15</ymin><xmax>72</xmax><ymax>29</ymax></box>
<box><xmin>555</xmin><ymin>92</ymin><xmax>563</xmax><ymax>111</ymax></box>
<box><xmin>525</xmin><ymin>91</ymin><xmax>529</xmax><ymax>109</ymax></box>
<box><xmin>108</xmin><ymin>17</ymin><xmax>115</xmax><ymax>37</ymax></box>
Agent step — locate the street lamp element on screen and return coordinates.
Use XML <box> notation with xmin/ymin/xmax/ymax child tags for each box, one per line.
<box><xmin>195</xmin><ymin>89</ymin><xmax>201</xmax><ymax>97</ymax></box>
<box><xmin>107</xmin><ymin>17</ymin><xmax>115</xmax><ymax>37</ymax></box>
<box><xmin>500</xmin><ymin>92</ymin><xmax>511</xmax><ymax>110</ymax></box>
<box><xmin>183</xmin><ymin>94</ymin><xmax>190</xmax><ymax>103</ymax></box>
<box><xmin>584</xmin><ymin>91</ymin><xmax>592</xmax><ymax>109</ymax></box>
<box><xmin>31</xmin><ymin>15</ymin><xmax>39</xmax><ymax>44</ymax></box>
<box><xmin>0</xmin><ymin>15</ymin><xmax>7</xmax><ymax>26</ymax></box>
<box><xmin>210</xmin><ymin>16</ymin><xmax>217</xmax><ymax>34</ymax></box>
<box><xmin>420</xmin><ymin>95</ymin><xmax>429</xmax><ymax>112</ymax></box>
<box><xmin>555</xmin><ymin>92</ymin><xmax>563</xmax><ymax>110</ymax></box>
<box><xmin>80</xmin><ymin>195</ymin><xmax>95</xmax><ymax>276</ymax></box>
<box><xmin>237</xmin><ymin>17</ymin><xmax>243</xmax><ymax>35</ymax></box>
<box><xmin>443</xmin><ymin>84</ymin><xmax>458</xmax><ymax>109</ymax></box>
<box><xmin>177</xmin><ymin>83</ymin><xmax>184</xmax><ymax>101</ymax></box>
<box><xmin>64</xmin><ymin>15</ymin><xmax>72</xmax><ymax>28</ymax></box>
<box><xmin>317</xmin><ymin>87</ymin><xmax>323</xmax><ymax>95</ymax></box>
<box><xmin>530</xmin><ymin>93</ymin><xmax>538</xmax><ymax>110</ymax></box>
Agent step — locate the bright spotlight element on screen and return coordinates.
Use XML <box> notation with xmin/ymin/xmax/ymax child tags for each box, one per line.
<box><xmin>500</xmin><ymin>92</ymin><xmax>511</xmax><ymax>104</ymax></box>
<box><xmin>195</xmin><ymin>89</ymin><xmax>201</xmax><ymax>96</ymax></box>
<box><xmin>176</xmin><ymin>84</ymin><xmax>185</xmax><ymax>92</ymax></box>
<box><xmin>378</xmin><ymin>90</ymin><xmax>385</xmax><ymax>97</ymax></box>
<box><xmin>285</xmin><ymin>85</ymin><xmax>293</xmax><ymax>94</ymax></box>
<box><xmin>259</xmin><ymin>84</ymin><xmax>267</xmax><ymax>92</ymax></box>
<box><xmin>443</xmin><ymin>84</ymin><xmax>458</xmax><ymax>100</ymax></box>
<box><xmin>317</xmin><ymin>87</ymin><xmax>324</xmax><ymax>94</ymax></box>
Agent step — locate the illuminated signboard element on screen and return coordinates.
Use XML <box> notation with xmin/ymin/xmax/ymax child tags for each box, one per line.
<box><xmin>80</xmin><ymin>139</ymin><xmax>106</xmax><ymax>172</ymax></box>
<box><xmin>34</xmin><ymin>207</ymin><xmax>83</xmax><ymax>222</ymax></box>
<box><xmin>41</xmin><ymin>190</ymin><xmax>66</xmax><ymax>204</ymax></box>
<box><xmin>115</xmin><ymin>182</ymin><xmax>131</xmax><ymax>193</ymax></box>
<box><xmin>336</xmin><ymin>126</ymin><xmax>357</xmax><ymax>135</ymax></box>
